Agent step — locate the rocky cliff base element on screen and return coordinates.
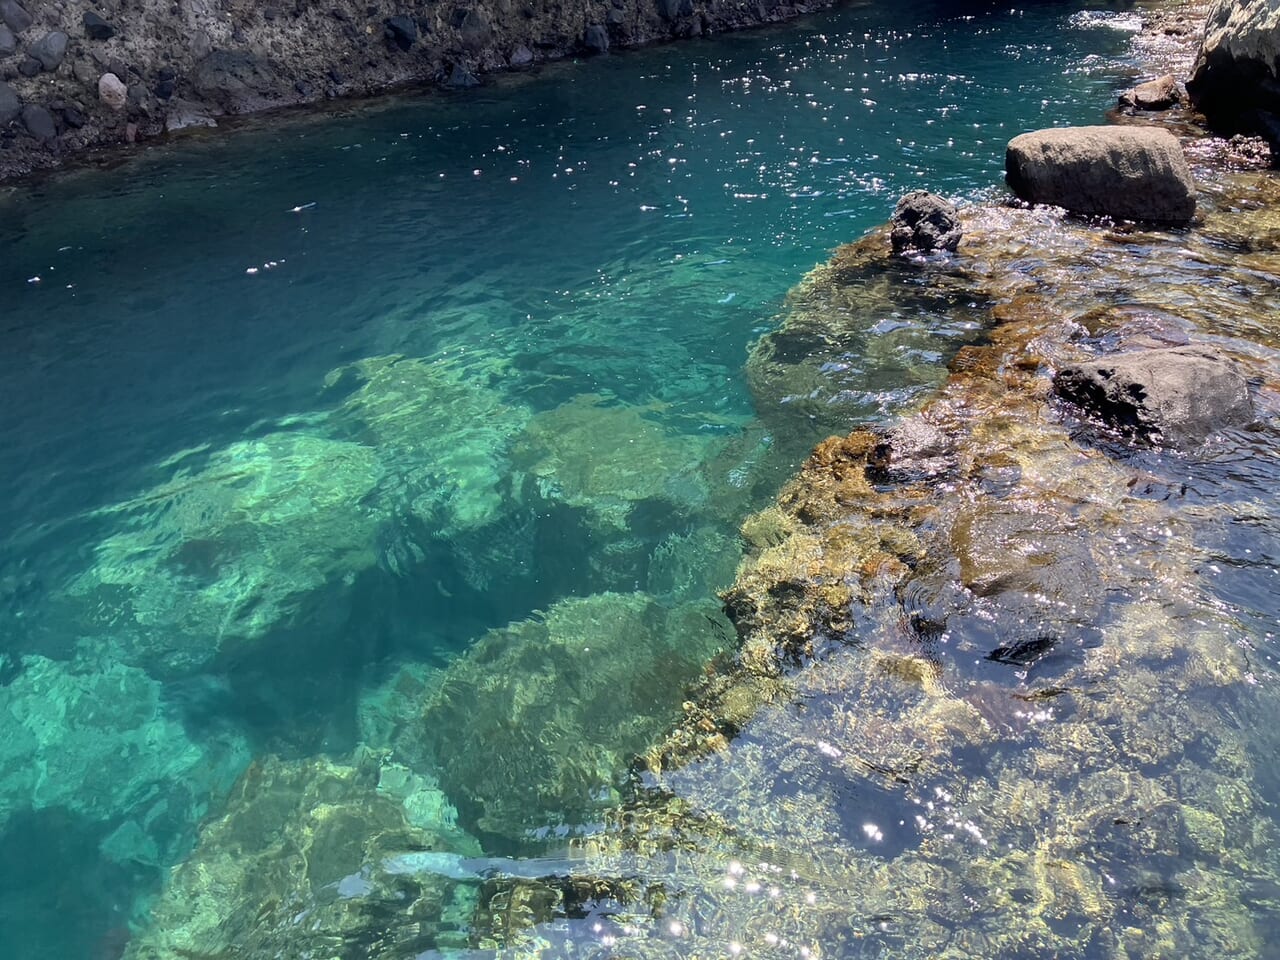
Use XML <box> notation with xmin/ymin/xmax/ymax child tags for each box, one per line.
<box><xmin>0</xmin><ymin>0</ymin><xmax>837</xmax><ymax>182</ymax></box>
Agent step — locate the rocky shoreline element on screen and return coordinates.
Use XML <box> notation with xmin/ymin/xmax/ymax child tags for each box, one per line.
<box><xmin>106</xmin><ymin>2</ymin><xmax>1280</xmax><ymax>958</ymax></box>
<box><xmin>0</xmin><ymin>0</ymin><xmax>840</xmax><ymax>183</ymax></box>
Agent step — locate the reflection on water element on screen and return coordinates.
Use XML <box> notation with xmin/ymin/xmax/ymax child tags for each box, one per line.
<box><xmin>3</xmin><ymin>0</ymin><xmax>1279</xmax><ymax>957</ymax></box>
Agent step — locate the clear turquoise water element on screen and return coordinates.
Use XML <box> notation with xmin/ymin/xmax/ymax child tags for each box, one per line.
<box><xmin>0</xmin><ymin>2</ymin><xmax>1152</xmax><ymax>955</ymax></box>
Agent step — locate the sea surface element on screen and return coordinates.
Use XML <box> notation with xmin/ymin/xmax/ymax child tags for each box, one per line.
<box><xmin>0</xmin><ymin>1</ymin><xmax>1228</xmax><ymax>956</ymax></box>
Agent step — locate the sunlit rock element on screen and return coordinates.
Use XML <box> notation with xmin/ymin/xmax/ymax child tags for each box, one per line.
<box><xmin>1189</xmin><ymin>0</ymin><xmax>1280</xmax><ymax>145</ymax></box>
<box><xmin>1118</xmin><ymin>73</ymin><xmax>1182</xmax><ymax>110</ymax></box>
<box><xmin>66</xmin><ymin>432</ymin><xmax>385</xmax><ymax>674</ymax></box>
<box><xmin>890</xmin><ymin>190</ymin><xmax>962</xmax><ymax>255</ymax></box>
<box><xmin>395</xmin><ymin>592</ymin><xmax>730</xmax><ymax>842</ymax></box>
<box><xmin>1005</xmin><ymin>126</ymin><xmax>1196</xmax><ymax>223</ymax></box>
<box><xmin>1054</xmin><ymin>345</ymin><xmax>1255</xmax><ymax>447</ymax></box>
<box><xmin>122</xmin><ymin>751</ymin><xmax>480</xmax><ymax>960</ymax></box>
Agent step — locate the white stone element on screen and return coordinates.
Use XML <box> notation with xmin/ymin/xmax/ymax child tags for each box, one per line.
<box><xmin>98</xmin><ymin>71</ymin><xmax>127</xmax><ymax>111</ymax></box>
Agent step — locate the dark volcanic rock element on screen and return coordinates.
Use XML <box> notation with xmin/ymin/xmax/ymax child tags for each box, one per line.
<box><xmin>1005</xmin><ymin>126</ymin><xmax>1196</xmax><ymax>224</ymax></box>
<box><xmin>0</xmin><ymin>0</ymin><xmax>30</xmax><ymax>35</ymax></box>
<box><xmin>29</xmin><ymin>31</ymin><xmax>69</xmax><ymax>72</ymax></box>
<box><xmin>445</xmin><ymin>62</ymin><xmax>479</xmax><ymax>88</ymax></box>
<box><xmin>83</xmin><ymin>11</ymin><xmax>116</xmax><ymax>41</ymax></box>
<box><xmin>584</xmin><ymin>23</ymin><xmax>610</xmax><ymax>53</ymax></box>
<box><xmin>20</xmin><ymin>103</ymin><xmax>54</xmax><ymax>141</ymax></box>
<box><xmin>658</xmin><ymin>0</ymin><xmax>694</xmax><ymax>19</ymax></box>
<box><xmin>192</xmin><ymin>51</ymin><xmax>290</xmax><ymax>114</ymax></box>
<box><xmin>384</xmin><ymin>14</ymin><xmax>415</xmax><ymax>51</ymax></box>
<box><xmin>0</xmin><ymin>80</ymin><xmax>18</xmax><ymax>124</ymax></box>
<box><xmin>0</xmin><ymin>24</ymin><xmax>14</xmax><ymax>55</ymax></box>
<box><xmin>1053</xmin><ymin>346</ymin><xmax>1254</xmax><ymax>447</ymax></box>
<box><xmin>1188</xmin><ymin>0</ymin><xmax>1280</xmax><ymax>146</ymax></box>
<box><xmin>509</xmin><ymin>44</ymin><xmax>533</xmax><ymax>67</ymax></box>
<box><xmin>1119</xmin><ymin>74</ymin><xmax>1181</xmax><ymax>111</ymax></box>
<box><xmin>17</xmin><ymin>55</ymin><xmax>39</xmax><ymax>77</ymax></box>
<box><xmin>890</xmin><ymin>190</ymin><xmax>961</xmax><ymax>255</ymax></box>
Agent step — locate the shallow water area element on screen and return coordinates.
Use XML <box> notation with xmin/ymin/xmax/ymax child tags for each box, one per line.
<box><xmin>0</xmin><ymin>1</ymin><xmax>1258</xmax><ymax>957</ymax></box>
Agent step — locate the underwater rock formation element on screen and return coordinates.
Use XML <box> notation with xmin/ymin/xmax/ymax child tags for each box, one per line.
<box><xmin>744</xmin><ymin>229</ymin><xmax>991</xmax><ymax>450</ymax></box>
<box><xmin>1054</xmin><ymin>344</ymin><xmax>1254</xmax><ymax>447</ymax></box>
<box><xmin>63</xmin><ymin>431</ymin><xmax>386</xmax><ymax>675</ymax></box>
<box><xmin>1189</xmin><ymin>0</ymin><xmax>1280</xmax><ymax>147</ymax></box>
<box><xmin>1005</xmin><ymin>125</ymin><xmax>1197</xmax><ymax>223</ymax></box>
<box><xmin>0</xmin><ymin>654</ymin><xmax>248</xmax><ymax>867</ymax></box>
<box><xmin>0</xmin><ymin>0</ymin><xmax>841</xmax><ymax>182</ymax></box>
<box><xmin>122</xmin><ymin>751</ymin><xmax>481</xmax><ymax>960</ymax></box>
<box><xmin>392</xmin><ymin>591</ymin><xmax>731</xmax><ymax>844</ymax></box>
<box><xmin>511</xmin><ymin>393</ymin><xmax>720</xmax><ymax>537</ymax></box>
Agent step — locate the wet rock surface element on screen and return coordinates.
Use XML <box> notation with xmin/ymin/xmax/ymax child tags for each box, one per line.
<box><xmin>1119</xmin><ymin>72</ymin><xmax>1183</xmax><ymax>110</ymax></box>
<box><xmin>890</xmin><ymin>189</ymin><xmax>962</xmax><ymax>255</ymax></box>
<box><xmin>1006</xmin><ymin>125</ymin><xmax>1197</xmax><ymax>223</ymax></box>
<box><xmin>0</xmin><ymin>0</ymin><xmax>840</xmax><ymax>182</ymax></box>
<box><xmin>1054</xmin><ymin>345</ymin><xmax>1254</xmax><ymax>447</ymax></box>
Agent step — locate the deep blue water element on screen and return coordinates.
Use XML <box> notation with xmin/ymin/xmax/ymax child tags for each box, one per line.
<box><xmin>0</xmin><ymin>2</ymin><xmax>1153</xmax><ymax>955</ymax></box>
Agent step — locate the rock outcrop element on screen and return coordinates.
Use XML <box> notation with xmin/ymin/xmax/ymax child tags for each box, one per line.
<box><xmin>1188</xmin><ymin>0</ymin><xmax>1280</xmax><ymax>146</ymax></box>
<box><xmin>889</xmin><ymin>190</ymin><xmax>962</xmax><ymax>255</ymax></box>
<box><xmin>1005</xmin><ymin>125</ymin><xmax>1197</xmax><ymax>223</ymax></box>
<box><xmin>1054</xmin><ymin>345</ymin><xmax>1254</xmax><ymax>447</ymax></box>
<box><xmin>0</xmin><ymin>0</ymin><xmax>840</xmax><ymax>182</ymax></box>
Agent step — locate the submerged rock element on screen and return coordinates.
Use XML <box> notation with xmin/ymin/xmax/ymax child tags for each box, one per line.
<box><xmin>890</xmin><ymin>190</ymin><xmax>962</xmax><ymax>255</ymax></box>
<box><xmin>548</xmin><ymin>197</ymin><xmax>1280</xmax><ymax>960</ymax></box>
<box><xmin>1054</xmin><ymin>345</ymin><xmax>1254</xmax><ymax>447</ymax></box>
<box><xmin>1005</xmin><ymin>125</ymin><xmax>1196</xmax><ymax>223</ymax></box>
<box><xmin>121</xmin><ymin>752</ymin><xmax>480</xmax><ymax>960</ymax></box>
<box><xmin>65</xmin><ymin>431</ymin><xmax>386</xmax><ymax>674</ymax></box>
<box><xmin>399</xmin><ymin>593</ymin><xmax>730</xmax><ymax>841</ymax></box>
<box><xmin>1189</xmin><ymin>0</ymin><xmax>1280</xmax><ymax>145</ymax></box>
<box><xmin>511</xmin><ymin>394</ymin><xmax>719</xmax><ymax>534</ymax></box>
<box><xmin>0</xmin><ymin>655</ymin><xmax>248</xmax><ymax>864</ymax></box>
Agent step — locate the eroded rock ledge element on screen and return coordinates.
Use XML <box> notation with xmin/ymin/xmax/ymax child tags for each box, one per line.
<box><xmin>0</xmin><ymin>0</ymin><xmax>837</xmax><ymax>182</ymax></box>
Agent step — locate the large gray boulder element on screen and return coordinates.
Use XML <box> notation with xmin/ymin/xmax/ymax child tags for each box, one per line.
<box><xmin>1188</xmin><ymin>0</ymin><xmax>1280</xmax><ymax>144</ymax></box>
<box><xmin>1053</xmin><ymin>346</ymin><xmax>1253</xmax><ymax>448</ymax></box>
<box><xmin>1005</xmin><ymin>126</ymin><xmax>1196</xmax><ymax>224</ymax></box>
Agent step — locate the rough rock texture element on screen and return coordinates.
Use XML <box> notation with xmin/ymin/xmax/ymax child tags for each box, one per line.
<box><xmin>1054</xmin><ymin>345</ymin><xmax>1254</xmax><ymax>447</ymax></box>
<box><xmin>1005</xmin><ymin>125</ymin><xmax>1197</xmax><ymax>223</ymax></box>
<box><xmin>1189</xmin><ymin>0</ymin><xmax>1280</xmax><ymax>146</ymax></box>
<box><xmin>1119</xmin><ymin>73</ymin><xmax>1183</xmax><ymax>110</ymax></box>
<box><xmin>0</xmin><ymin>0</ymin><xmax>838</xmax><ymax>182</ymax></box>
<box><xmin>889</xmin><ymin>189</ymin><xmax>962</xmax><ymax>255</ymax></box>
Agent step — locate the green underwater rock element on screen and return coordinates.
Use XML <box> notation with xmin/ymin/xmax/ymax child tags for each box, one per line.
<box><xmin>66</xmin><ymin>431</ymin><xmax>386</xmax><ymax>675</ymax></box>
<box><xmin>511</xmin><ymin>394</ymin><xmax>720</xmax><ymax>534</ymax></box>
<box><xmin>122</xmin><ymin>750</ymin><xmax>480</xmax><ymax>960</ymax></box>
<box><xmin>394</xmin><ymin>592</ymin><xmax>731</xmax><ymax>844</ymax></box>
<box><xmin>327</xmin><ymin>353</ymin><xmax>532</xmax><ymax>540</ymax></box>
<box><xmin>0</xmin><ymin>654</ymin><xmax>248</xmax><ymax>866</ymax></box>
